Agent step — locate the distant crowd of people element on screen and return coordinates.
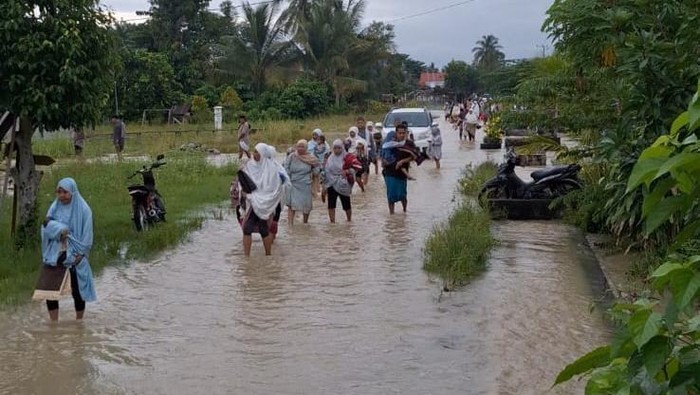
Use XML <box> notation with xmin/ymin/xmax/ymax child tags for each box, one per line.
<box><xmin>444</xmin><ymin>97</ymin><xmax>492</xmax><ymax>142</ymax></box>
<box><xmin>233</xmin><ymin>115</ymin><xmax>439</xmax><ymax>256</ymax></box>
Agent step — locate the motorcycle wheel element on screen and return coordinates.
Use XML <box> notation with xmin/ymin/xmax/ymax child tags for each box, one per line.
<box><xmin>478</xmin><ymin>185</ymin><xmax>506</xmax><ymax>207</ymax></box>
<box><xmin>551</xmin><ymin>179</ymin><xmax>582</xmax><ymax>198</ymax></box>
<box><xmin>133</xmin><ymin>205</ymin><xmax>148</xmax><ymax>232</ymax></box>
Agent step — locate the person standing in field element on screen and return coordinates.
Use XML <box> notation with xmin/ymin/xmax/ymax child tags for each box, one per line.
<box><xmin>110</xmin><ymin>115</ymin><xmax>126</xmax><ymax>161</ymax></box>
<box><xmin>71</xmin><ymin>126</ymin><xmax>85</xmax><ymax>156</ymax></box>
<box><xmin>237</xmin><ymin>114</ymin><xmax>252</xmax><ymax>160</ymax></box>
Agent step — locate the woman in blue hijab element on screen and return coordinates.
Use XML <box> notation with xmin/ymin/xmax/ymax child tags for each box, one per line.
<box><xmin>42</xmin><ymin>177</ymin><xmax>96</xmax><ymax>321</ymax></box>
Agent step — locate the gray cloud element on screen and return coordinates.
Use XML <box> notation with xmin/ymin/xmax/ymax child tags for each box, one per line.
<box><xmin>105</xmin><ymin>0</ymin><xmax>555</xmax><ymax>67</ymax></box>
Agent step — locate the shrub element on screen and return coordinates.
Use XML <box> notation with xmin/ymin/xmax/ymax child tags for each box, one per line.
<box><xmin>423</xmin><ymin>203</ymin><xmax>495</xmax><ymax>288</ymax></box>
<box><xmin>459</xmin><ymin>162</ymin><xmax>498</xmax><ymax>195</ymax></box>
<box><xmin>219</xmin><ymin>86</ymin><xmax>243</xmax><ymax>112</ymax></box>
<box><xmin>366</xmin><ymin>100</ymin><xmax>391</xmax><ymax>115</ymax></box>
<box><xmin>279</xmin><ymin>79</ymin><xmax>331</xmax><ymax>119</ymax></box>
<box><xmin>190</xmin><ymin>95</ymin><xmax>210</xmax><ymax>124</ymax></box>
<box><xmin>263</xmin><ymin>107</ymin><xmax>283</xmax><ymax>121</ymax></box>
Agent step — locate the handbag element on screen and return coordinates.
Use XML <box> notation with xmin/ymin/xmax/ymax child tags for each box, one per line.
<box><xmin>237</xmin><ymin>169</ymin><xmax>257</xmax><ymax>194</ymax></box>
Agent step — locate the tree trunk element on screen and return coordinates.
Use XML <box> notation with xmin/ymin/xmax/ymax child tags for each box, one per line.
<box><xmin>11</xmin><ymin>117</ymin><xmax>41</xmax><ymax>246</ymax></box>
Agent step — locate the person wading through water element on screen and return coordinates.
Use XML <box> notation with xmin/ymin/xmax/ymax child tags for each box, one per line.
<box><xmin>381</xmin><ymin>123</ymin><xmax>419</xmax><ymax>214</ymax></box>
<box><xmin>41</xmin><ymin>178</ymin><xmax>96</xmax><ymax>321</ymax></box>
<box><xmin>284</xmin><ymin>139</ymin><xmax>320</xmax><ymax>225</ymax></box>
<box><xmin>240</xmin><ymin>143</ymin><xmax>289</xmax><ymax>256</ymax></box>
<box><xmin>322</xmin><ymin>139</ymin><xmax>361</xmax><ymax>223</ymax></box>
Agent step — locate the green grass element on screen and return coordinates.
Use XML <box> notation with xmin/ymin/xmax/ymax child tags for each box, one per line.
<box><xmin>423</xmin><ymin>163</ymin><xmax>498</xmax><ymax>288</ymax></box>
<box><xmin>458</xmin><ymin>161</ymin><xmax>498</xmax><ymax>196</ymax></box>
<box><xmin>32</xmin><ymin>113</ymin><xmax>386</xmax><ymax>160</ymax></box>
<box><xmin>0</xmin><ymin>153</ymin><xmax>235</xmax><ymax>306</ymax></box>
<box><xmin>423</xmin><ymin>203</ymin><xmax>495</xmax><ymax>288</ymax></box>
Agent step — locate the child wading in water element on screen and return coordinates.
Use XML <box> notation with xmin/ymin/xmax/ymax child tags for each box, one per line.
<box><xmin>355</xmin><ymin>141</ymin><xmax>370</xmax><ymax>191</ymax></box>
<box><xmin>429</xmin><ymin>126</ymin><xmax>443</xmax><ymax>169</ymax></box>
<box><xmin>312</xmin><ymin>135</ymin><xmax>329</xmax><ymax>197</ymax></box>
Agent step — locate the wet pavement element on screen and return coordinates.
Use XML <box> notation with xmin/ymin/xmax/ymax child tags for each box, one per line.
<box><xmin>0</xmin><ymin>118</ymin><xmax>610</xmax><ymax>394</ymax></box>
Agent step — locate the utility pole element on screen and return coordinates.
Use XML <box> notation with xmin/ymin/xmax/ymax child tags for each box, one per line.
<box><xmin>537</xmin><ymin>44</ymin><xmax>549</xmax><ymax>58</ymax></box>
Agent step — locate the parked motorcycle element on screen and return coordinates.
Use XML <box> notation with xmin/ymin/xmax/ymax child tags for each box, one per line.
<box><xmin>479</xmin><ymin>148</ymin><xmax>581</xmax><ymax>202</ymax></box>
<box><xmin>127</xmin><ymin>154</ymin><xmax>167</xmax><ymax>231</ymax></box>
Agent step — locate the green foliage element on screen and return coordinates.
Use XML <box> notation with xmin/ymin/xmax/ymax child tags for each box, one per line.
<box><xmin>190</xmin><ymin>95</ymin><xmax>210</xmax><ymax>124</ymax></box>
<box><xmin>216</xmin><ymin>1</ymin><xmax>295</xmax><ymax>95</ymax></box>
<box><xmin>116</xmin><ymin>48</ymin><xmax>184</xmax><ymax>120</ymax></box>
<box><xmin>459</xmin><ymin>162</ymin><xmax>498</xmax><ymax>196</ymax></box>
<box><xmin>366</xmin><ymin>100</ymin><xmax>392</xmax><ymax>115</ymax></box>
<box><xmin>556</xmin><ymin>86</ymin><xmax>700</xmax><ymax>394</ymax></box>
<box><xmin>484</xmin><ymin>114</ymin><xmax>504</xmax><ymax>140</ymax></box>
<box><xmin>0</xmin><ymin>0</ymin><xmax>119</xmax><ymax>129</ymax></box>
<box><xmin>443</xmin><ymin>60</ymin><xmax>480</xmax><ymax>99</ymax></box>
<box><xmin>423</xmin><ymin>203</ymin><xmax>495</xmax><ymax>288</ymax></box>
<box><xmin>279</xmin><ymin>79</ymin><xmax>331</xmax><ymax>118</ymax></box>
<box><xmin>219</xmin><ymin>86</ymin><xmax>243</xmax><ymax>112</ymax></box>
<box><xmin>479</xmin><ymin>60</ymin><xmax>530</xmax><ymax>96</ymax></box>
<box><xmin>528</xmin><ymin>0</ymin><xmax>700</xmax><ymax>250</ymax></box>
<box><xmin>0</xmin><ymin>155</ymin><xmax>235</xmax><ymax>305</ymax></box>
<box><xmin>423</xmin><ymin>165</ymin><xmax>496</xmax><ymax>288</ymax></box>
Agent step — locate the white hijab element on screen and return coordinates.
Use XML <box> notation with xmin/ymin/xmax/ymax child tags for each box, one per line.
<box><xmin>244</xmin><ymin>143</ymin><xmax>289</xmax><ymax>220</ymax></box>
<box><xmin>347</xmin><ymin>126</ymin><xmax>366</xmax><ymax>154</ymax></box>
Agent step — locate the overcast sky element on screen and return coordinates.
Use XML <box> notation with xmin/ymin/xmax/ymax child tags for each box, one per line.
<box><xmin>106</xmin><ymin>0</ymin><xmax>555</xmax><ymax>68</ymax></box>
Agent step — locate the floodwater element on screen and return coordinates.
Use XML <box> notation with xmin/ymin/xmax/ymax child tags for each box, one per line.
<box><xmin>0</xmin><ymin>118</ymin><xmax>610</xmax><ymax>395</ymax></box>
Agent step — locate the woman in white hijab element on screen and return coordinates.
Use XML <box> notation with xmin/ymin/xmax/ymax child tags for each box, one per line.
<box><xmin>347</xmin><ymin>126</ymin><xmax>367</xmax><ymax>155</ymax></box>
<box><xmin>241</xmin><ymin>143</ymin><xmax>289</xmax><ymax>256</ymax></box>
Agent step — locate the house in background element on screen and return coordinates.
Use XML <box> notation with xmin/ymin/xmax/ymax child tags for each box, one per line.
<box><xmin>418</xmin><ymin>72</ymin><xmax>445</xmax><ymax>89</ymax></box>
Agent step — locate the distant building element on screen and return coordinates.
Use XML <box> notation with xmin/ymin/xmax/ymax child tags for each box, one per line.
<box><xmin>418</xmin><ymin>72</ymin><xmax>445</xmax><ymax>89</ymax></box>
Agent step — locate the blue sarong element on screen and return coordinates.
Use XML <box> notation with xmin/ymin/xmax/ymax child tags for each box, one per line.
<box><xmin>384</xmin><ymin>175</ymin><xmax>407</xmax><ymax>204</ymax></box>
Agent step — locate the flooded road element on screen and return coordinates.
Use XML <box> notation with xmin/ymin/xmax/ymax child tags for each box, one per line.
<box><xmin>0</xmin><ymin>118</ymin><xmax>610</xmax><ymax>394</ymax></box>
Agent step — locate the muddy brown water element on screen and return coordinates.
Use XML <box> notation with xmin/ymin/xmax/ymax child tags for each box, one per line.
<box><xmin>0</xmin><ymin>119</ymin><xmax>610</xmax><ymax>394</ymax></box>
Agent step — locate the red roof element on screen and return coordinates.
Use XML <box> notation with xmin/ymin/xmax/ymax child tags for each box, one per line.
<box><xmin>418</xmin><ymin>72</ymin><xmax>445</xmax><ymax>87</ymax></box>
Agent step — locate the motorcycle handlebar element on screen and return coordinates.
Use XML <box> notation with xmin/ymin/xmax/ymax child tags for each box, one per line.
<box><xmin>125</xmin><ymin>157</ymin><xmax>166</xmax><ymax>179</ymax></box>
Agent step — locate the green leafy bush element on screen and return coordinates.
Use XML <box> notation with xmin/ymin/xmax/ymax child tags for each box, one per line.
<box><xmin>219</xmin><ymin>86</ymin><xmax>243</xmax><ymax>112</ymax></box>
<box><xmin>556</xmin><ymin>84</ymin><xmax>700</xmax><ymax>394</ymax></box>
<box><xmin>279</xmin><ymin>79</ymin><xmax>331</xmax><ymax>119</ymax></box>
<box><xmin>190</xmin><ymin>95</ymin><xmax>210</xmax><ymax>124</ymax></box>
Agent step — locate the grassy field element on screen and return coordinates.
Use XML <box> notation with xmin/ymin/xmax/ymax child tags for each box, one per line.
<box><xmin>32</xmin><ymin>114</ymin><xmax>386</xmax><ymax>160</ymax></box>
<box><xmin>0</xmin><ymin>153</ymin><xmax>235</xmax><ymax>306</ymax></box>
<box><xmin>423</xmin><ymin>162</ymin><xmax>498</xmax><ymax>288</ymax></box>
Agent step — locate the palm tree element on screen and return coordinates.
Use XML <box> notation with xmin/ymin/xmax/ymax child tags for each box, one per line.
<box><xmin>472</xmin><ymin>34</ymin><xmax>505</xmax><ymax>71</ymax></box>
<box><xmin>217</xmin><ymin>1</ymin><xmax>295</xmax><ymax>94</ymax></box>
<box><xmin>294</xmin><ymin>0</ymin><xmax>369</xmax><ymax>104</ymax></box>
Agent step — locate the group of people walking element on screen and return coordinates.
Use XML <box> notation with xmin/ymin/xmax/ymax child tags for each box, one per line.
<box><xmin>35</xmin><ymin>113</ymin><xmax>444</xmax><ymax>321</ymax></box>
<box><xmin>233</xmin><ymin>116</ymin><xmax>436</xmax><ymax>256</ymax></box>
<box><xmin>445</xmin><ymin>98</ymin><xmax>488</xmax><ymax>142</ymax></box>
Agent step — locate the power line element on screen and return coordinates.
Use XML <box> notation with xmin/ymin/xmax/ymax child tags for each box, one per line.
<box><xmin>387</xmin><ymin>0</ymin><xmax>476</xmax><ymax>23</ymax></box>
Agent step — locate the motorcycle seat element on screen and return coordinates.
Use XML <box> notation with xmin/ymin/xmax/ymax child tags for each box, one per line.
<box><xmin>531</xmin><ymin>166</ymin><xmax>569</xmax><ymax>180</ymax></box>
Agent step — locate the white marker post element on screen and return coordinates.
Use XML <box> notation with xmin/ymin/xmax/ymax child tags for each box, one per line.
<box><xmin>214</xmin><ymin>106</ymin><xmax>223</xmax><ymax>131</ymax></box>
